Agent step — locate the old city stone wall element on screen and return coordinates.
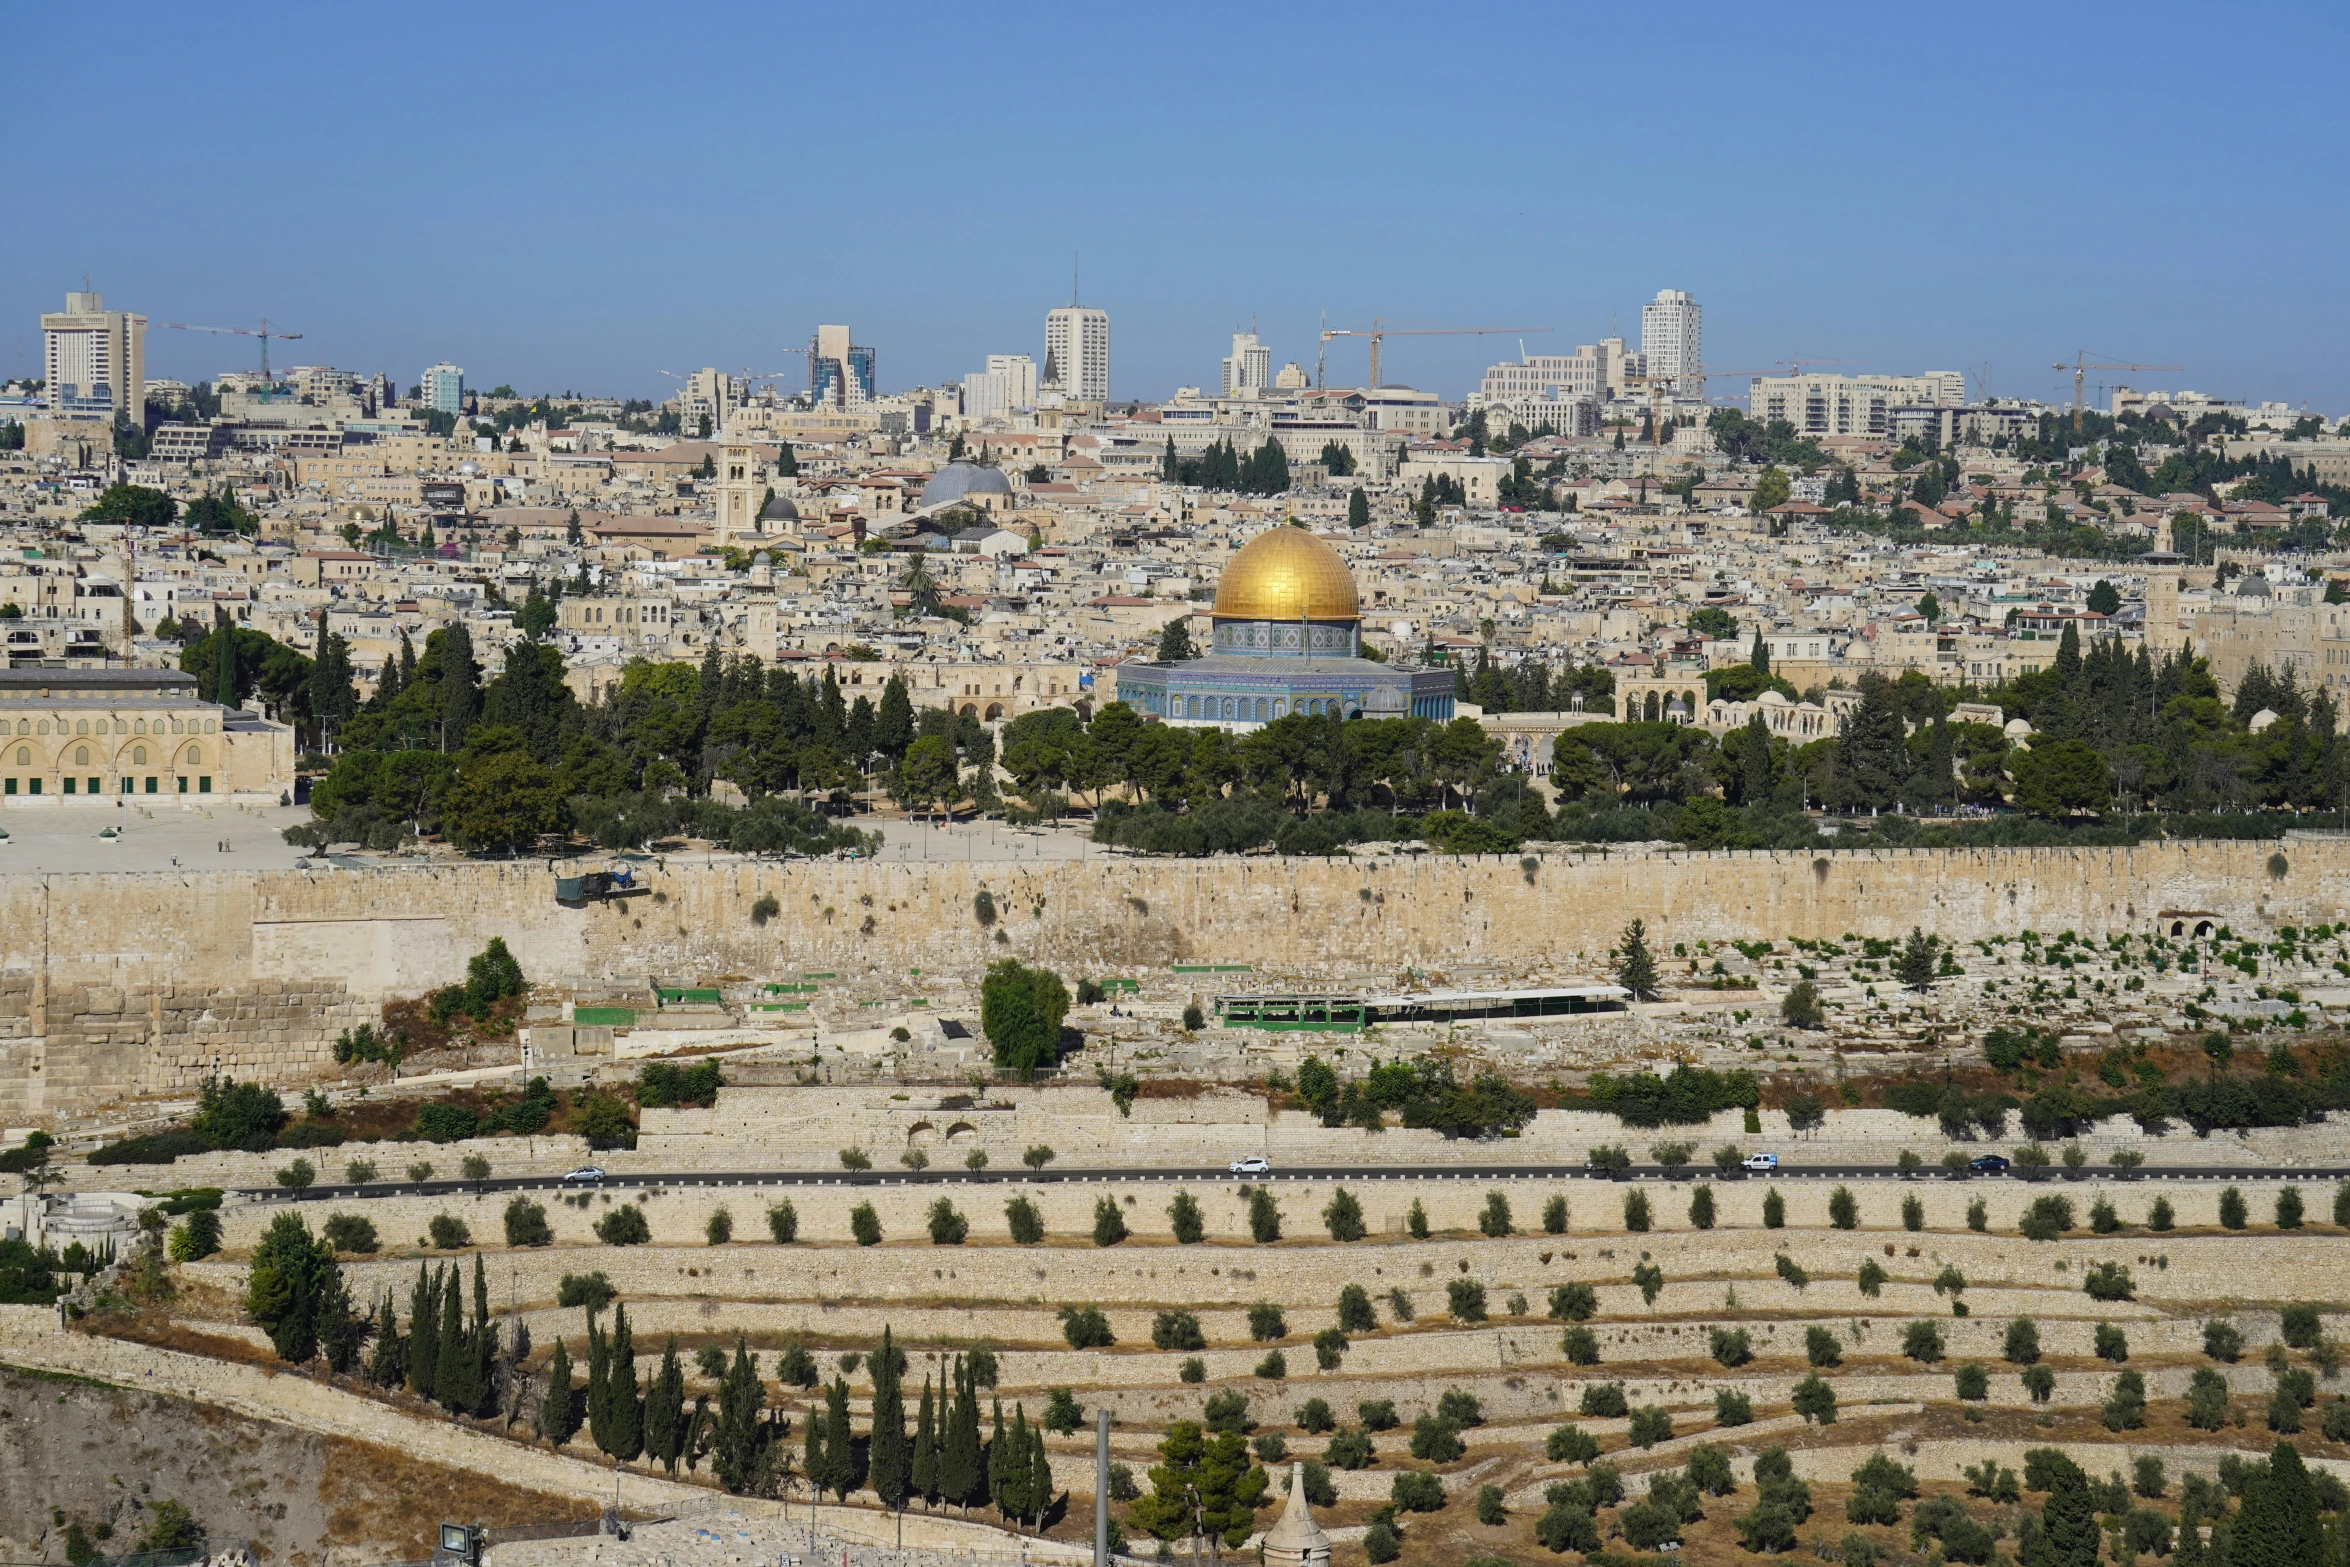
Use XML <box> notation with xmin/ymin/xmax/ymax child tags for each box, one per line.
<box><xmin>4</xmin><ymin>836</ymin><xmax>2343</xmax><ymax>1119</ymax></box>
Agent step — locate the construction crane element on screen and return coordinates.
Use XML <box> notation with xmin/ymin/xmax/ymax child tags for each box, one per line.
<box><xmin>1316</xmin><ymin>320</ymin><xmax>1552</xmax><ymax>389</ymax></box>
<box><xmin>164</xmin><ymin>318</ymin><xmax>303</xmax><ymax>381</ymax></box>
<box><xmin>2051</xmin><ymin>351</ymin><xmax>2182</xmax><ymax>428</ymax></box>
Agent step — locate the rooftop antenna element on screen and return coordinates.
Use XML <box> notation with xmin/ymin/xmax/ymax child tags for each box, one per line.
<box><xmin>1072</xmin><ymin>251</ymin><xmax>1080</xmax><ymax>306</ymax></box>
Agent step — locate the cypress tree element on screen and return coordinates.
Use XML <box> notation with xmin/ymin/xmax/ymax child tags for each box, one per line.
<box><xmin>1001</xmin><ymin>1405</ymin><xmax>1032</xmax><ymax>1522</ymax></box>
<box><xmin>644</xmin><ymin>1338</ymin><xmax>686</xmax><ymax>1473</ymax></box>
<box><xmin>607</xmin><ymin>1303</ymin><xmax>642</xmax><ymax>1461</ymax></box>
<box><xmin>869</xmin><ymin>1326</ymin><xmax>909</xmax><ymax>1509</ymax></box>
<box><xmin>440</xmin><ymin>623</ymin><xmax>481</xmax><ymax>750</ymax></box>
<box><xmin>822</xmin><ymin>1375</ymin><xmax>858</xmax><ymax>1497</ymax></box>
<box><xmin>2030</xmin><ymin>1452</ymin><xmax>2100</xmax><ymax>1567</ymax></box>
<box><xmin>2234</xmin><ymin>1441</ymin><xmax>2323</xmax><ymax>1567</ymax></box>
<box><xmin>585</xmin><ymin>1314</ymin><xmax>610</xmax><ymax>1455</ymax></box>
<box><xmin>804</xmin><ymin>1393</ymin><xmax>828</xmax><ymax>1499</ymax></box>
<box><xmin>987</xmin><ymin>1396</ymin><xmax>1009</xmax><ymax>1514</ymax></box>
<box><xmin>406</xmin><ymin>1263</ymin><xmax>439</xmax><ymax>1400</ymax></box>
<box><xmin>712</xmin><ymin>1340</ymin><xmax>765</xmax><ymax>1495</ymax></box>
<box><xmin>435</xmin><ymin>1266</ymin><xmax>470</xmax><ymax>1413</ymax></box>
<box><xmin>1026</xmin><ymin>1419</ymin><xmax>1052</xmax><ymax>1529</ymax></box>
<box><xmin>939</xmin><ymin>1356</ymin><xmax>982</xmax><ymax>1511</ymax></box>
<box><xmin>542</xmin><ymin>1338</ymin><xmax>578</xmax><ymax>1445</ymax></box>
<box><xmin>2173</xmin><ymin>1497</ymin><xmax>2207</xmax><ymax>1567</ymax></box>
<box><xmin>366</xmin><ymin>1290</ymin><xmax>404</xmax><ymax>1389</ymax></box>
<box><xmin>910</xmin><ymin>1374</ymin><xmax>938</xmax><ymax>1504</ymax></box>
<box><xmin>469</xmin><ymin>1254</ymin><xmax>499</xmax><ymax>1417</ymax></box>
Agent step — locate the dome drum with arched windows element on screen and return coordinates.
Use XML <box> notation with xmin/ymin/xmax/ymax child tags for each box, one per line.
<box><xmin>1114</xmin><ymin>526</ymin><xmax>1453</xmax><ymax>730</ymax></box>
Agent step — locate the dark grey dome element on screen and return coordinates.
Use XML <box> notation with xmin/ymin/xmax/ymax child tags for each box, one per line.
<box><xmin>760</xmin><ymin>492</ymin><xmax>799</xmax><ymax>521</ymax></box>
<box><xmin>921</xmin><ymin>462</ymin><xmax>1015</xmax><ymax>507</ymax></box>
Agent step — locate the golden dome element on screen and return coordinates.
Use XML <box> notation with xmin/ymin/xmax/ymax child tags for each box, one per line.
<box><xmin>1212</xmin><ymin>527</ymin><xmax>1360</xmax><ymax>622</ymax></box>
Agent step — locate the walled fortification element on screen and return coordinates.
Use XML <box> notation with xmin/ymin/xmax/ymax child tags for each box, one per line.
<box><xmin>2</xmin><ymin>837</ymin><xmax>2338</xmax><ymax>1119</ymax></box>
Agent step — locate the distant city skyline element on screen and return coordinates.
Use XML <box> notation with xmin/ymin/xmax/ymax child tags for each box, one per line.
<box><xmin>7</xmin><ymin>2</ymin><xmax>2347</xmax><ymax>410</ymax></box>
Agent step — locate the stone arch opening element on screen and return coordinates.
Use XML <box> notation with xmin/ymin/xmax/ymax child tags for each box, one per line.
<box><xmin>906</xmin><ymin>1120</ymin><xmax>938</xmax><ymax>1147</ymax></box>
<box><xmin>943</xmin><ymin>1121</ymin><xmax>977</xmax><ymax>1144</ymax></box>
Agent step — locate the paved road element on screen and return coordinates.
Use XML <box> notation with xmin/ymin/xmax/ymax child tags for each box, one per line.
<box><xmin>239</xmin><ymin>1161</ymin><xmax>2350</xmax><ymax>1203</ymax></box>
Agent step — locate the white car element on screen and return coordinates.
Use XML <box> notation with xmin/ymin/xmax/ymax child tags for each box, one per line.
<box><xmin>1228</xmin><ymin>1155</ymin><xmax>1271</xmax><ymax>1175</ymax></box>
<box><xmin>1741</xmin><ymin>1153</ymin><xmax>1779</xmax><ymax>1172</ymax></box>
<box><xmin>560</xmin><ymin>1165</ymin><xmax>607</xmax><ymax>1185</ymax></box>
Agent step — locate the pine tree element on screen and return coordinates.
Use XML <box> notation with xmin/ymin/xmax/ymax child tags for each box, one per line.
<box><xmin>1347</xmin><ymin>487</ymin><xmax>1370</xmax><ymax>528</ymax></box>
<box><xmin>407</xmin><ymin>1263</ymin><xmax>439</xmax><ymax>1401</ymax></box>
<box><xmin>542</xmin><ymin>1338</ymin><xmax>579</xmax><ymax>1446</ymax></box>
<box><xmin>869</xmin><ymin>1326</ymin><xmax>909</xmax><ymax>1509</ymax></box>
<box><xmin>911</xmin><ymin>1374</ymin><xmax>938</xmax><ymax>1504</ymax></box>
<box><xmin>1615</xmin><ymin>918</ymin><xmax>1659</xmax><ymax>1002</ymax></box>
<box><xmin>1750</xmin><ymin>629</ymin><xmax>1770</xmax><ymax>675</ymax></box>
<box><xmin>1836</xmin><ymin>675</ymin><xmax>1910</xmax><ymax>811</ymax></box>
<box><xmin>607</xmin><ymin>1303</ymin><xmax>642</xmax><ymax>1461</ymax></box>
<box><xmin>1895</xmin><ymin>927</ymin><xmax>1939</xmax><ymax>991</ymax></box>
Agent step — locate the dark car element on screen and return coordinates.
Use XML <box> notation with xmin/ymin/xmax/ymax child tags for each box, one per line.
<box><xmin>1968</xmin><ymin>1154</ymin><xmax>2011</xmax><ymax>1174</ymax></box>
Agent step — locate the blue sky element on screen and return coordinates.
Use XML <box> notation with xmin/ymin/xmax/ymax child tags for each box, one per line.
<box><xmin>8</xmin><ymin>1</ymin><xmax>2347</xmax><ymax>411</ymax></box>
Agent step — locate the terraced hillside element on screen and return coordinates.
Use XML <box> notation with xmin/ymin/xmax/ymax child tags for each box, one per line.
<box><xmin>22</xmin><ymin>1162</ymin><xmax>2344</xmax><ymax>1567</ymax></box>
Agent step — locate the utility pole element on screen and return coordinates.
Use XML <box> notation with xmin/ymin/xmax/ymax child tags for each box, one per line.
<box><xmin>1095</xmin><ymin>1405</ymin><xmax>1110</xmax><ymax>1567</ymax></box>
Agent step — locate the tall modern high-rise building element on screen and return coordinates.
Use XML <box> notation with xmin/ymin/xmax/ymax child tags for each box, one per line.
<box><xmin>1043</xmin><ymin>306</ymin><xmax>1109</xmax><ymax>404</ymax></box>
<box><xmin>680</xmin><ymin>368</ymin><xmax>742</xmax><ymax>435</ymax></box>
<box><xmin>1638</xmin><ymin>289</ymin><xmax>1701</xmax><ymax>398</ymax></box>
<box><xmin>42</xmin><ymin>290</ymin><xmax>146</xmax><ymax>419</ymax></box>
<box><xmin>420</xmin><ymin>362</ymin><xmax>466</xmax><ymax>417</ymax></box>
<box><xmin>1220</xmin><ymin>331</ymin><xmax>1271</xmax><ymax>397</ymax></box>
<box><xmin>809</xmin><ymin>325</ymin><xmax>875</xmax><ymax>408</ymax></box>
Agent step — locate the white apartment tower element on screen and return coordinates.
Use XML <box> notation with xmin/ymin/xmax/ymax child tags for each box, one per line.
<box><xmin>43</xmin><ymin>290</ymin><xmax>146</xmax><ymax>419</ymax></box>
<box><xmin>1639</xmin><ymin>289</ymin><xmax>1701</xmax><ymax>398</ymax></box>
<box><xmin>1220</xmin><ymin>331</ymin><xmax>1272</xmax><ymax>397</ymax></box>
<box><xmin>680</xmin><ymin>368</ymin><xmax>742</xmax><ymax>435</ymax></box>
<box><xmin>985</xmin><ymin>354</ymin><xmax>1037</xmax><ymax>408</ymax></box>
<box><xmin>1043</xmin><ymin>306</ymin><xmax>1109</xmax><ymax>404</ymax></box>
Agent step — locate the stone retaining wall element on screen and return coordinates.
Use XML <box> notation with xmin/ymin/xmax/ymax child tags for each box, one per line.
<box><xmin>219</xmin><ymin>1172</ymin><xmax>2342</xmax><ymax>1275</ymax></box>
<box><xmin>8</xmin><ymin>835</ymin><xmax>2344</xmax><ymax>1117</ymax></box>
